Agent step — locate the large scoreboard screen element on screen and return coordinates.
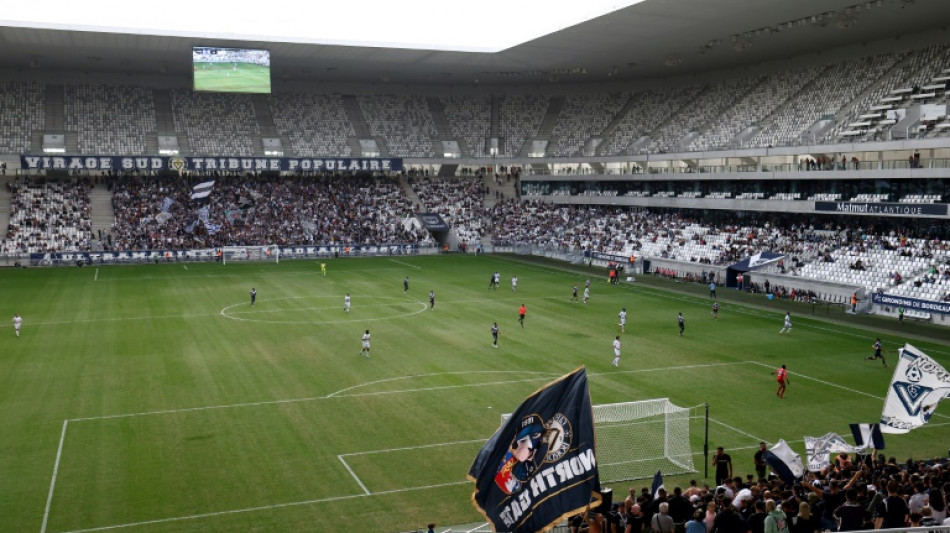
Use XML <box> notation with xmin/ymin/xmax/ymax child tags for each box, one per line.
<box><xmin>193</xmin><ymin>46</ymin><xmax>271</xmax><ymax>94</ymax></box>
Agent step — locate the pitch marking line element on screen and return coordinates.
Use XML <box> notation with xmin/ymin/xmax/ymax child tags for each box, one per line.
<box><xmin>40</xmin><ymin>420</ymin><xmax>69</xmax><ymax>533</ymax></box>
<box><xmin>748</xmin><ymin>360</ymin><xmax>950</xmax><ymax>421</ymax></box>
<box><xmin>36</xmin><ymin>361</ymin><xmax>903</xmax><ymax>532</ymax></box>
<box><xmin>336</xmin><ymin>438</ymin><xmax>488</xmax><ymax>497</ymax></box>
<box><xmin>54</xmin><ymin>480</ymin><xmax>470</xmax><ymax>533</ymax></box>
<box><xmin>93</xmin><ymin>269</ymin><xmax>98</xmax><ymax>282</ymax></box>
<box><xmin>337</xmin><ymin>456</ymin><xmax>371</xmax><ymax>495</ymax></box>
<box><xmin>390</xmin><ymin>258</ymin><xmax>422</xmax><ymax>270</ymax></box>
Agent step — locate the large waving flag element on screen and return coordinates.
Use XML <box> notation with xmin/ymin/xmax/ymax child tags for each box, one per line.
<box><xmin>468</xmin><ymin>367</ymin><xmax>600</xmax><ymax>533</ymax></box>
<box><xmin>880</xmin><ymin>344</ymin><xmax>950</xmax><ymax>434</ymax></box>
<box><xmin>804</xmin><ymin>433</ymin><xmax>857</xmax><ymax>472</ymax></box>
<box><xmin>763</xmin><ymin>440</ymin><xmax>803</xmax><ymax>485</ymax></box>
<box><xmin>190</xmin><ymin>180</ymin><xmax>215</xmax><ymax>200</ymax></box>
<box><xmin>849</xmin><ymin>424</ymin><xmax>885</xmax><ymax>450</ymax></box>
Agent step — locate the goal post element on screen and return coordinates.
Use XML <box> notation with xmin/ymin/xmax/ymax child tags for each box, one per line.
<box><xmin>502</xmin><ymin>398</ymin><xmax>699</xmax><ymax>483</ymax></box>
<box><xmin>221</xmin><ymin>245</ymin><xmax>280</xmax><ymax>265</ymax></box>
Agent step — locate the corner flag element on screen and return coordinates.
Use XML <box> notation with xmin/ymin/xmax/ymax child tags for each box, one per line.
<box><xmin>880</xmin><ymin>344</ymin><xmax>950</xmax><ymax>434</ymax></box>
<box><xmin>468</xmin><ymin>367</ymin><xmax>600</xmax><ymax>533</ymax></box>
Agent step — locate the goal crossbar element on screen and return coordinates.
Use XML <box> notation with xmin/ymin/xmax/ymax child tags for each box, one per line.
<box><xmin>502</xmin><ymin>398</ymin><xmax>696</xmax><ymax>483</ymax></box>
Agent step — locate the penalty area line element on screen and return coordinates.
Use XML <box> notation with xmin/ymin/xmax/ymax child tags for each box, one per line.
<box><xmin>337</xmin><ymin>456</ymin><xmax>370</xmax><ymax>495</ymax></box>
<box><xmin>55</xmin><ymin>480</ymin><xmax>470</xmax><ymax>533</ymax></box>
<box><xmin>40</xmin><ymin>420</ymin><xmax>69</xmax><ymax>533</ymax></box>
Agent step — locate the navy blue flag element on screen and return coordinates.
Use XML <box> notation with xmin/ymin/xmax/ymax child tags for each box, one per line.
<box><xmin>468</xmin><ymin>367</ymin><xmax>600</xmax><ymax>533</ymax></box>
<box><xmin>849</xmin><ymin>423</ymin><xmax>885</xmax><ymax>450</ymax></box>
<box><xmin>651</xmin><ymin>471</ymin><xmax>665</xmax><ymax>499</ymax></box>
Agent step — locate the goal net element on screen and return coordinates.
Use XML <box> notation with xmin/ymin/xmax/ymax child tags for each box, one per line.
<box><xmin>221</xmin><ymin>245</ymin><xmax>280</xmax><ymax>265</ymax></box>
<box><xmin>502</xmin><ymin>398</ymin><xmax>695</xmax><ymax>483</ymax></box>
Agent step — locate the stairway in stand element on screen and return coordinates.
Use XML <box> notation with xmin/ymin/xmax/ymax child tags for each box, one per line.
<box><xmin>89</xmin><ymin>182</ymin><xmax>115</xmax><ymax>247</ymax></box>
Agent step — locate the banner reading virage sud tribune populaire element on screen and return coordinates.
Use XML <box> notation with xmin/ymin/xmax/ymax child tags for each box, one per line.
<box><xmin>468</xmin><ymin>367</ymin><xmax>600</xmax><ymax>533</ymax></box>
<box><xmin>20</xmin><ymin>155</ymin><xmax>403</xmax><ymax>173</ymax></box>
<box><xmin>880</xmin><ymin>344</ymin><xmax>950</xmax><ymax>434</ymax></box>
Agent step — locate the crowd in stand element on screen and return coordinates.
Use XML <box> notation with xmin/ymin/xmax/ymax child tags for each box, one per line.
<box><xmin>575</xmin><ymin>452</ymin><xmax>950</xmax><ymax>533</ymax></box>
<box><xmin>108</xmin><ymin>173</ymin><xmax>431</xmax><ymax>250</ymax></box>
<box><xmin>4</xmin><ymin>177</ymin><xmax>948</xmax><ymax>304</ymax></box>
<box><xmin>409</xmin><ymin>175</ymin><xmax>488</xmax><ymax>246</ymax></box>
<box><xmin>2</xmin><ymin>178</ymin><xmax>93</xmax><ymax>254</ymax></box>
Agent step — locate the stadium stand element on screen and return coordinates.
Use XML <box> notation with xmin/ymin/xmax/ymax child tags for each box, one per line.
<box><xmin>648</xmin><ymin>76</ymin><xmax>763</xmax><ymax>153</ymax></box>
<box><xmin>603</xmin><ymin>86</ymin><xmax>700</xmax><ymax>155</ymax></box>
<box><xmin>3</xmin><ymin>178</ymin><xmax>92</xmax><ymax>253</ymax></box>
<box><xmin>109</xmin><ymin>174</ymin><xmax>429</xmax><ymax>250</ymax></box>
<box><xmin>550</xmin><ymin>92</ymin><xmax>628</xmax><ymax>156</ymax></box>
<box><xmin>497</xmin><ymin>94</ymin><xmax>548</xmax><ymax>157</ymax></box>
<box><xmin>688</xmin><ymin>66</ymin><xmax>820</xmax><ymax>151</ymax></box>
<box><xmin>65</xmin><ymin>84</ymin><xmax>156</xmax><ymax>155</ymax></box>
<box><xmin>357</xmin><ymin>94</ymin><xmax>438</xmax><ymax>157</ymax></box>
<box><xmin>0</xmin><ymin>81</ymin><xmax>45</xmax><ymax>154</ymax></box>
<box><xmin>409</xmin><ymin>176</ymin><xmax>487</xmax><ymax>245</ymax></box>
<box><xmin>268</xmin><ymin>92</ymin><xmax>355</xmax><ymax>157</ymax></box>
<box><xmin>440</xmin><ymin>95</ymin><xmax>491</xmax><ymax>157</ymax></box>
<box><xmin>171</xmin><ymin>90</ymin><xmax>260</xmax><ymax>156</ymax></box>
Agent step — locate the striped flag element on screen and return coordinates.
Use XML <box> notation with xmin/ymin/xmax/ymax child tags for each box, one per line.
<box><xmin>190</xmin><ymin>180</ymin><xmax>215</xmax><ymax>200</ymax></box>
<box><xmin>849</xmin><ymin>423</ymin><xmax>885</xmax><ymax>450</ymax></box>
<box><xmin>763</xmin><ymin>439</ymin><xmax>803</xmax><ymax>485</ymax></box>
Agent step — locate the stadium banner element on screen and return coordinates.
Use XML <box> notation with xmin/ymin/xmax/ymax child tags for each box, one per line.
<box><xmin>29</xmin><ymin>244</ymin><xmax>423</xmax><ymax>266</ymax></box>
<box><xmin>416</xmin><ymin>213</ymin><xmax>450</xmax><ymax>232</ymax></box>
<box><xmin>468</xmin><ymin>367</ymin><xmax>601</xmax><ymax>533</ymax></box>
<box><xmin>814</xmin><ymin>201</ymin><xmax>947</xmax><ymax>216</ymax></box>
<box><xmin>19</xmin><ymin>155</ymin><xmax>403</xmax><ymax>173</ymax></box>
<box><xmin>871</xmin><ymin>293</ymin><xmax>950</xmax><ymax>315</ymax></box>
<box><xmin>880</xmin><ymin>344</ymin><xmax>950</xmax><ymax>434</ymax></box>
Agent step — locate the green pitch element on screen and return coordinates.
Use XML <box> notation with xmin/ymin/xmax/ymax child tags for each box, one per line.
<box><xmin>1</xmin><ymin>255</ymin><xmax>947</xmax><ymax>533</ymax></box>
<box><xmin>193</xmin><ymin>62</ymin><xmax>271</xmax><ymax>93</ymax></box>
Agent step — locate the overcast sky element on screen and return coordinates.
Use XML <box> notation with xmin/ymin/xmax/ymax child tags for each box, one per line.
<box><xmin>1</xmin><ymin>1</ymin><xmax>640</xmax><ymax>52</ymax></box>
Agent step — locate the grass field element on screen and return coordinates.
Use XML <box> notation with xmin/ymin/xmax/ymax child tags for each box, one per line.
<box><xmin>193</xmin><ymin>62</ymin><xmax>271</xmax><ymax>93</ymax></box>
<box><xmin>1</xmin><ymin>254</ymin><xmax>948</xmax><ymax>533</ymax></box>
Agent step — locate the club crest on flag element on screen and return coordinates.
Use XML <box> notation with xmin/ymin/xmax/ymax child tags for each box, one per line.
<box><xmin>880</xmin><ymin>344</ymin><xmax>950</xmax><ymax>434</ymax></box>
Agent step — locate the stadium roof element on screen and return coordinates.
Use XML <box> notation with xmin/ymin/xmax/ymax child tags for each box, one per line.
<box><xmin>0</xmin><ymin>0</ymin><xmax>946</xmax><ymax>86</ymax></box>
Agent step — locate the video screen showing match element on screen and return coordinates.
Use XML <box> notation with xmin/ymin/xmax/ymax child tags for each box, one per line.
<box><xmin>193</xmin><ymin>46</ymin><xmax>271</xmax><ymax>94</ymax></box>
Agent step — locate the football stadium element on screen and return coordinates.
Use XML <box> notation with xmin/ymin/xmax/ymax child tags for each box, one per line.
<box><xmin>1</xmin><ymin>1</ymin><xmax>950</xmax><ymax>532</ymax></box>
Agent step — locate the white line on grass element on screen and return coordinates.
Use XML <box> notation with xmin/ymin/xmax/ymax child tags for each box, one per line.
<box><xmin>748</xmin><ymin>361</ymin><xmax>950</xmax><ymax>420</ymax></box>
<box><xmin>337</xmin><ymin>456</ymin><xmax>371</xmax><ymax>495</ymax></box>
<box><xmin>56</xmin><ymin>480</ymin><xmax>470</xmax><ymax>533</ymax></box>
<box><xmin>390</xmin><ymin>259</ymin><xmax>421</xmax><ymax>270</ymax></box>
<box><xmin>708</xmin><ymin>417</ymin><xmax>768</xmax><ymax>444</ymax></box>
<box><xmin>40</xmin><ymin>420</ymin><xmax>69</xmax><ymax>533</ymax></box>
<box><xmin>747</xmin><ymin>360</ymin><xmax>882</xmax><ymax>400</ymax></box>
<box><xmin>94</xmin><ymin>268</ymin><xmax>98</xmax><ymax>282</ymax></box>
<box><xmin>183</xmin><ymin>265</ymin><xmax>188</xmax><ymax>271</ymax></box>
<box><xmin>46</xmin><ymin>361</ymin><xmax>936</xmax><ymax>532</ymax></box>
<box><xmin>326</xmin><ymin>370</ymin><xmax>560</xmax><ymax>398</ymax></box>
<box><xmin>340</xmin><ymin>438</ymin><xmax>487</xmax><ymax>457</ymax></box>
